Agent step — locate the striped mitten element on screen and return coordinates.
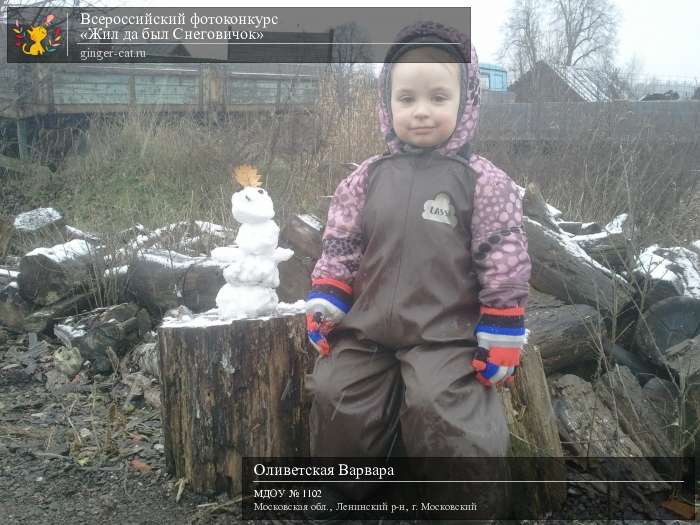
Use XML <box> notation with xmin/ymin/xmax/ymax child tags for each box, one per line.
<box><xmin>472</xmin><ymin>306</ymin><xmax>526</xmax><ymax>387</ymax></box>
<box><xmin>305</xmin><ymin>278</ymin><xmax>352</xmax><ymax>356</ymax></box>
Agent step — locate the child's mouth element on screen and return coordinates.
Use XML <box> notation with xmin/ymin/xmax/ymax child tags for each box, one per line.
<box><xmin>411</xmin><ymin>127</ymin><xmax>434</xmax><ymax>134</ymax></box>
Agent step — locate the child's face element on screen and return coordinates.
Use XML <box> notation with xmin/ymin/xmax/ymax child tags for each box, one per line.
<box><xmin>390</xmin><ymin>56</ymin><xmax>460</xmax><ymax>148</ymax></box>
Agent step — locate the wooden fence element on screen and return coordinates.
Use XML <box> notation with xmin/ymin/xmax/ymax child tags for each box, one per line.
<box><xmin>0</xmin><ymin>63</ymin><xmax>320</xmax><ymax>119</ymax></box>
<box><xmin>479</xmin><ymin>101</ymin><xmax>700</xmax><ymax>143</ymax></box>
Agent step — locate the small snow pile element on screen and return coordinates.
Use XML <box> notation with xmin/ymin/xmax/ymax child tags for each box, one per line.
<box><xmin>13</xmin><ymin>207</ymin><xmax>62</xmax><ymax>231</ymax></box>
<box><xmin>570</xmin><ymin>213</ymin><xmax>629</xmax><ymax>244</ymax></box>
<box><xmin>27</xmin><ymin>239</ymin><xmax>93</xmax><ymax>262</ymax></box>
<box><xmin>634</xmin><ymin>245</ymin><xmax>700</xmax><ymax>300</ymax></box>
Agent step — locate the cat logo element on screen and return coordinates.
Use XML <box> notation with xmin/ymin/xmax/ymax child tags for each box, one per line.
<box><xmin>13</xmin><ymin>14</ymin><xmax>63</xmax><ymax>57</ymax></box>
<box><xmin>422</xmin><ymin>192</ymin><xmax>457</xmax><ymax>228</ymax></box>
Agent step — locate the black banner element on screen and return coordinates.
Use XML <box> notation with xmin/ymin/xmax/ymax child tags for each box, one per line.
<box><xmin>242</xmin><ymin>456</ymin><xmax>696</xmax><ymax>521</ymax></box>
<box><xmin>6</xmin><ymin>7</ymin><xmax>470</xmax><ymax>64</ymax></box>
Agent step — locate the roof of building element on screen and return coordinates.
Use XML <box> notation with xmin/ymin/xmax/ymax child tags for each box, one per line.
<box><xmin>549</xmin><ymin>63</ymin><xmax>610</xmax><ymax>102</ymax></box>
<box><xmin>511</xmin><ymin>61</ymin><xmax>629</xmax><ymax>102</ymax></box>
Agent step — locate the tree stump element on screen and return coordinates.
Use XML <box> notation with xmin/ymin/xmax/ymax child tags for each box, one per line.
<box><xmin>158</xmin><ymin>312</ymin><xmax>315</xmax><ymax>496</ymax></box>
<box><xmin>501</xmin><ymin>342</ymin><xmax>567</xmax><ymax>519</ymax></box>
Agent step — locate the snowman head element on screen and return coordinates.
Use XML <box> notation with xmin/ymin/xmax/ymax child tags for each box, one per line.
<box><xmin>231</xmin><ymin>186</ymin><xmax>275</xmax><ymax>224</ymax></box>
<box><xmin>231</xmin><ymin>164</ymin><xmax>275</xmax><ymax>224</ymax></box>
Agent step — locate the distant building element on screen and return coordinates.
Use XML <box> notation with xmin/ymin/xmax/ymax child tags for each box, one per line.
<box><xmin>479</xmin><ymin>63</ymin><xmax>508</xmax><ymax>92</ymax></box>
<box><xmin>509</xmin><ymin>61</ymin><xmax>627</xmax><ymax>103</ymax></box>
<box><xmin>478</xmin><ymin>63</ymin><xmax>515</xmax><ymax>104</ymax></box>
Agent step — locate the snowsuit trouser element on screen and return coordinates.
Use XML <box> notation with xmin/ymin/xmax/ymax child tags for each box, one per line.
<box><xmin>306</xmin><ymin>330</ymin><xmax>512</xmax><ymax>524</ymax></box>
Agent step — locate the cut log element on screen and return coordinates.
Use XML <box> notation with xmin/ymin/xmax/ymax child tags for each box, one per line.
<box><xmin>660</xmin><ymin>334</ymin><xmax>700</xmax><ymax>454</ymax></box>
<box><xmin>22</xmin><ymin>291</ymin><xmax>93</xmax><ymax>334</ymax></box>
<box><xmin>0</xmin><ymin>281</ymin><xmax>32</xmax><ymax>332</ymax></box>
<box><xmin>571</xmin><ymin>214</ymin><xmax>633</xmax><ymax>271</ymax></box>
<box><xmin>18</xmin><ymin>239</ymin><xmax>103</xmax><ymax>306</ymax></box>
<box><xmin>158</xmin><ymin>312</ymin><xmax>314</xmax><ymax>496</ymax></box>
<box><xmin>525</xmin><ymin>216</ymin><xmax>633</xmax><ymax>316</ymax></box>
<box><xmin>278</xmin><ymin>213</ymin><xmax>323</xmax><ymax>302</ymax></box>
<box><xmin>0</xmin><ymin>215</ymin><xmax>13</xmax><ymax>258</ymax></box>
<box><xmin>594</xmin><ymin>366</ymin><xmax>675</xmax><ymax>472</ymax></box>
<box><xmin>633</xmin><ymin>296</ymin><xmax>700</xmax><ymax>366</ymax></box>
<box><xmin>642</xmin><ymin>377</ymin><xmax>679</xmax><ymax>446</ymax></box>
<box><xmin>130</xmin><ymin>340</ymin><xmax>160</xmax><ymax>380</ymax></box>
<box><xmin>632</xmin><ymin>245</ymin><xmax>700</xmax><ymax>307</ymax></box>
<box><xmin>54</xmin><ymin>303</ymin><xmax>152</xmax><ymax>373</ymax></box>
<box><xmin>63</xmin><ymin>225</ymin><xmax>103</xmax><ymax>244</ymax></box>
<box><xmin>12</xmin><ymin>207</ymin><xmax>66</xmax><ymax>254</ymax></box>
<box><xmin>557</xmin><ymin>221</ymin><xmax>603</xmax><ymax>236</ymax></box>
<box><xmin>0</xmin><ymin>266</ymin><xmax>20</xmax><ymax>286</ymax></box>
<box><xmin>501</xmin><ymin>341</ymin><xmax>567</xmax><ymax>518</ymax></box>
<box><xmin>605</xmin><ymin>343</ymin><xmax>659</xmax><ymax>383</ymax></box>
<box><xmin>522</xmin><ymin>183</ymin><xmax>566</xmax><ymax>234</ymax></box>
<box><xmin>280</xmin><ymin>214</ymin><xmax>323</xmax><ymax>261</ymax></box>
<box><xmin>127</xmin><ymin>249</ymin><xmax>227</xmax><ymax>319</ymax></box>
<box><xmin>549</xmin><ymin>374</ymin><xmax>669</xmax><ymax>496</ymax></box>
<box><xmin>527</xmin><ymin>289</ymin><xmax>606</xmax><ymax>374</ymax></box>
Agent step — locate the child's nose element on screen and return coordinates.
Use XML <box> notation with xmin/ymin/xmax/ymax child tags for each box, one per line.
<box><xmin>413</xmin><ymin>101</ymin><xmax>430</xmax><ymax>118</ymax></box>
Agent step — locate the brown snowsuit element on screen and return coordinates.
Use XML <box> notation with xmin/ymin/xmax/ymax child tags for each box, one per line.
<box><xmin>306</xmin><ymin>22</ymin><xmax>531</xmax><ymax>524</ymax></box>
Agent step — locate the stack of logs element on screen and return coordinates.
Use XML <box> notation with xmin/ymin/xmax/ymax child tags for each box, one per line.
<box><xmin>2</xmin><ymin>183</ymin><xmax>699</xmax><ymax>519</ymax></box>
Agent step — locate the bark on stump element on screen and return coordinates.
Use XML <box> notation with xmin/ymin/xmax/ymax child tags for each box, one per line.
<box><xmin>502</xmin><ymin>342</ymin><xmax>567</xmax><ymax>518</ymax></box>
<box><xmin>158</xmin><ymin>312</ymin><xmax>315</xmax><ymax>496</ymax></box>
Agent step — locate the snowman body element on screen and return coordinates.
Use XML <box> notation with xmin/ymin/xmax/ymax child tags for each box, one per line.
<box><xmin>214</xmin><ymin>186</ymin><xmax>293</xmax><ymax>319</ymax></box>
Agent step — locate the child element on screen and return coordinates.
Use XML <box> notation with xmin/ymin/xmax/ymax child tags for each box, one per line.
<box><xmin>305</xmin><ymin>21</ymin><xmax>530</xmax><ymax>523</ymax></box>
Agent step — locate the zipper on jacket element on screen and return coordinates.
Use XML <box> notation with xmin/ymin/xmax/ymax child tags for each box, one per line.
<box><xmin>386</xmin><ymin>162</ymin><xmax>417</xmax><ymax>337</ymax></box>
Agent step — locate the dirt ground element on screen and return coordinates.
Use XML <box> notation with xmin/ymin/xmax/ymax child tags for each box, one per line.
<box><xmin>0</xmin><ymin>327</ymin><xmax>694</xmax><ymax>525</ymax></box>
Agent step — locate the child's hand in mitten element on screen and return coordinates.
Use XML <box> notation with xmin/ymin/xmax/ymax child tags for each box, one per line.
<box><xmin>471</xmin><ymin>346</ymin><xmax>520</xmax><ymax>387</ymax></box>
<box><xmin>472</xmin><ymin>306</ymin><xmax>525</xmax><ymax>387</ymax></box>
<box><xmin>305</xmin><ymin>279</ymin><xmax>352</xmax><ymax>357</ymax></box>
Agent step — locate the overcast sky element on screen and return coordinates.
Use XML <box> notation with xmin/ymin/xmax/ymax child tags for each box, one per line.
<box><xmin>115</xmin><ymin>0</ymin><xmax>700</xmax><ymax>81</ymax></box>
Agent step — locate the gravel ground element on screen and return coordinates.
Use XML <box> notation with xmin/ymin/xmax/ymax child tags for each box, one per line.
<box><xmin>0</xmin><ymin>328</ymin><xmax>694</xmax><ymax>525</ymax></box>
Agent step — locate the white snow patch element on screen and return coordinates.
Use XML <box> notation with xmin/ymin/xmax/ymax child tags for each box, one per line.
<box><xmin>27</xmin><ymin>239</ymin><xmax>93</xmax><ymax>262</ymax></box>
<box><xmin>570</xmin><ymin>214</ymin><xmax>629</xmax><ymax>246</ymax></box>
<box><xmin>634</xmin><ymin>245</ymin><xmax>700</xmax><ymax>299</ymax></box>
<box><xmin>0</xmin><ymin>269</ymin><xmax>19</xmax><ymax>280</ymax></box>
<box><xmin>298</xmin><ymin>214</ymin><xmax>323</xmax><ymax>231</ymax></box>
<box><xmin>527</xmin><ymin>217</ymin><xmax>618</xmax><ymax>279</ymax></box>
<box><xmin>275</xmin><ymin>300</ymin><xmax>307</xmax><ymax>315</ymax></box>
<box><xmin>103</xmin><ymin>265</ymin><xmax>128</xmax><ymax>278</ymax></box>
<box><xmin>546</xmin><ymin>204</ymin><xmax>563</xmax><ymax>220</ymax></box>
<box><xmin>605</xmin><ymin>213</ymin><xmax>628</xmax><ymax>235</ymax></box>
<box><xmin>515</xmin><ymin>183</ymin><xmax>562</xmax><ymax>220</ymax></box>
<box><xmin>160</xmin><ymin>302</ymin><xmax>306</xmax><ymax>328</ymax></box>
<box><xmin>138</xmin><ymin>249</ymin><xmax>229</xmax><ymax>271</ymax></box>
<box><xmin>64</xmin><ymin>225</ymin><xmax>101</xmax><ymax>242</ymax></box>
<box><xmin>13</xmin><ymin>208</ymin><xmax>62</xmax><ymax>231</ymax></box>
<box><xmin>54</xmin><ymin>323</ymin><xmax>87</xmax><ymax>340</ymax></box>
<box><xmin>194</xmin><ymin>220</ymin><xmax>228</xmax><ymax>238</ymax></box>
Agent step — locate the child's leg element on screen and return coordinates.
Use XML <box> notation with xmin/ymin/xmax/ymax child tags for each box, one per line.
<box><xmin>306</xmin><ymin>331</ymin><xmax>402</xmax><ymax>503</ymax></box>
<box><xmin>396</xmin><ymin>343</ymin><xmax>511</xmax><ymax>524</ymax></box>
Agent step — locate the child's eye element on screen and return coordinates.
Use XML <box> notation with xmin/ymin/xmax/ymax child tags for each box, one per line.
<box><xmin>399</xmin><ymin>96</ymin><xmax>414</xmax><ymax>103</ymax></box>
<box><xmin>433</xmin><ymin>95</ymin><xmax>448</xmax><ymax>103</ymax></box>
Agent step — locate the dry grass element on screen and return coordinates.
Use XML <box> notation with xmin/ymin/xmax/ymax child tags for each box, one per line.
<box><xmin>11</xmin><ymin>70</ymin><xmax>696</xmax><ymax>245</ymax></box>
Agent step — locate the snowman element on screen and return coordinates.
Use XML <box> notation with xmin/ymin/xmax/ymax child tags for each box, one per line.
<box><xmin>212</xmin><ymin>165</ymin><xmax>293</xmax><ymax>320</ymax></box>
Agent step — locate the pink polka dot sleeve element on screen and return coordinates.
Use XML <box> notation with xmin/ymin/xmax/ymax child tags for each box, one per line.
<box><xmin>311</xmin><ymin>155</ymin><xmax>382</xmax><ymax>286</ymax></box>
<box><xmin>469</xmin><ymin>155</ymin><xmax>531</xmax><ymax>308</ymax></box>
